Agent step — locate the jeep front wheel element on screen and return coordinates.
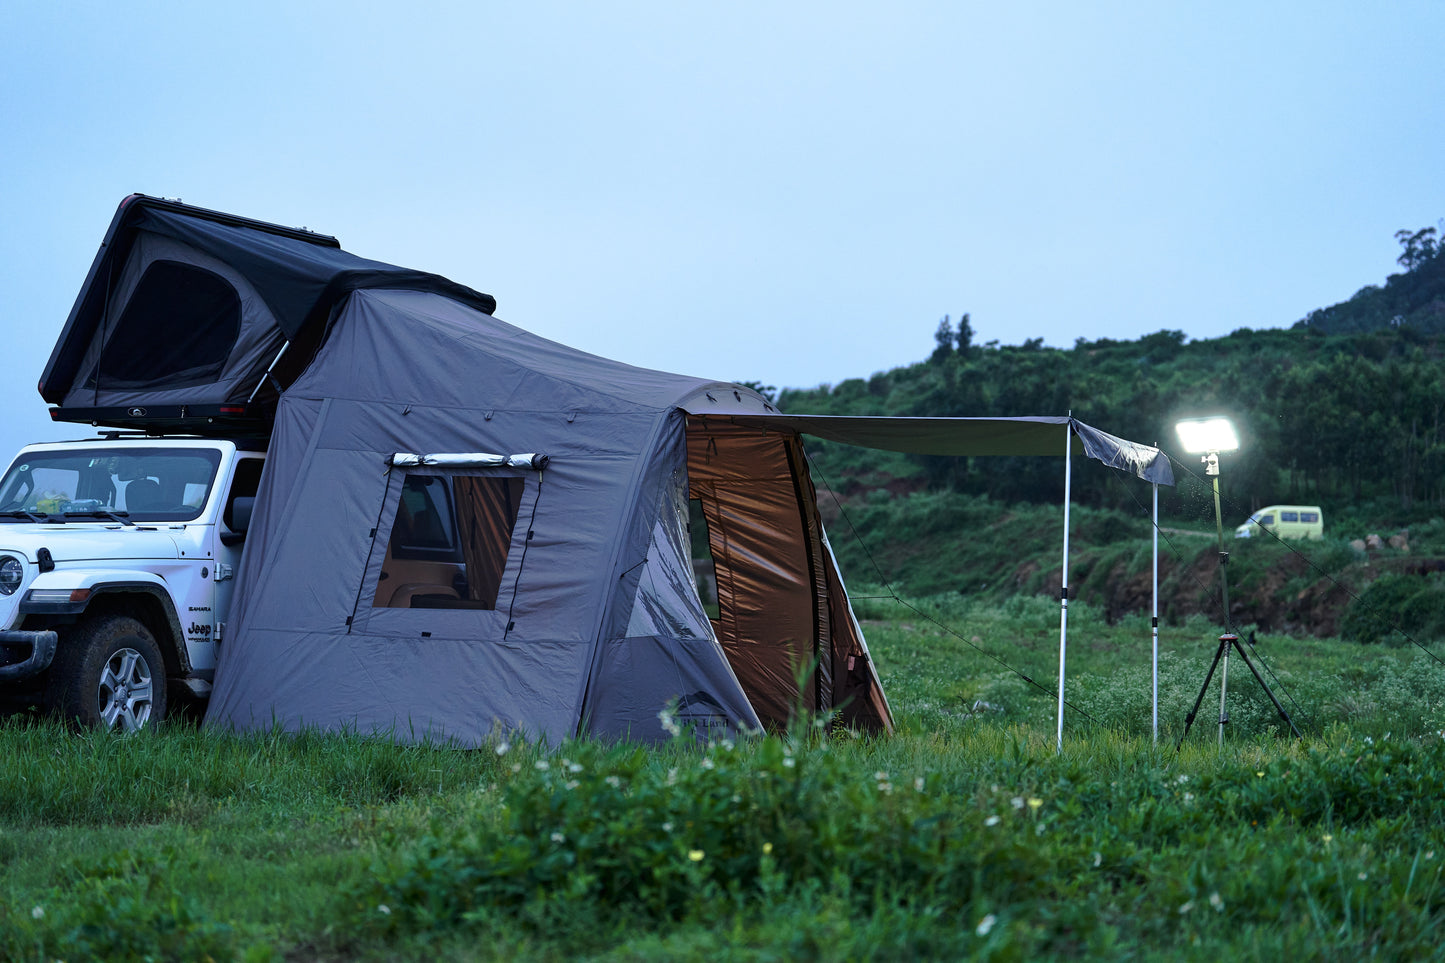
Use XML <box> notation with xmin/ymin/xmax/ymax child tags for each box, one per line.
<box><xmin>48</xmin><ymin>616</ymin><xmax>167</xmax><ymax>732</ymax></box>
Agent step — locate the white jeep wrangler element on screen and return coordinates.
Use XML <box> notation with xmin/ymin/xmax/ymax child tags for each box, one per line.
<box><xmin>0</xmin><ymin>435</ymin><xmax>263</xmax><ymax>730</ymax></box>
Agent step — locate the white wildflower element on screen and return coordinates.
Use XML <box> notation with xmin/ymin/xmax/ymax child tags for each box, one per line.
<box><xmin>1179</xmin><ymin>901</ymin><xmax>1194</xmax><ymax>914</ymax></box>
<box><xmin>984</xmin><ymin>815</ymin><xmax>1001</xmax><ymax>827</ymax></box>
<box><xmin>1011</xmin><ymin>796</ymin><xmax>1025</xmax><ymax>810</ymax></box>
<box><xmin>377</xmin><ymin>904</ymin><xmax>390</xmax><ymax>916</ymax></box>
<box><xmin>605</xmin><ymin>775</ymin><xmax>622</xmax><ymax>789</ymax></box>
<box><xmin>976</xmin><ymin>913</ymin><xmax>996</xmax><ymax>936</ymax></box>
<box><xmin>494</xmin><ymin>740</ymin><xmax>510</xmax><ymax>756</ymax></box>
<box><xmin>551</xmin><ymin>832</ymin><xmax>565</xmax><ymax>844</ymax></box>
<box><xmin>534</xmin><ymin>760</ymin><xmax>550</xmax><ymax>772</ymax></box>
<box><xmin>31</xmin><ymin>906</ymin><xmax>44</xmax><ymax>920</ymax></box>
<box><xmin>1209</xmin><ymin>892</ymin><xmax>1223</xmax><ymax>911</ymax></box>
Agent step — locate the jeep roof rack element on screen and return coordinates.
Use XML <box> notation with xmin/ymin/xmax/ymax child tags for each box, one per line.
<box><xmin>48</xmin><ymin>401</ymin><xmax>274</xmax><ymax>439</ymax></box>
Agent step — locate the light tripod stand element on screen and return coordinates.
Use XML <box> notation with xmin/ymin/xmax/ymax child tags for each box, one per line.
<box><xmin>1173</xmin><ymin>420</ymin><xmax>1301</xmax><ymax>748</ymax></box>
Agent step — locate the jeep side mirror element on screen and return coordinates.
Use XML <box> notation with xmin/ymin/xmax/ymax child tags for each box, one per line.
<box><xmin>221</xmin><ymin>496</ymin><xmax>254</xmax><ymax>546</ymax></box>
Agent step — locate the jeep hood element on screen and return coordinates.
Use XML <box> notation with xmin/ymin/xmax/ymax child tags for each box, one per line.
<box><xmin>0</xmin><ymin>526</ymin><xmax>183</xmax><ymax>563</ymax></box>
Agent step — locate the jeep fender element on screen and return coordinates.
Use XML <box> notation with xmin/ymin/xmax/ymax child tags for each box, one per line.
<box><xmin>20</xmin><ymin>572</ymin><xmax>191</xmax><ymax>675</ymax></box>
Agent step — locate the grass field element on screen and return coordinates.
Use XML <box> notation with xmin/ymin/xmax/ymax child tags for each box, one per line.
<box><xmin>4</xmin><ymin>597</ymin><xmax>1445</xmax><ymax>961</ymax></box>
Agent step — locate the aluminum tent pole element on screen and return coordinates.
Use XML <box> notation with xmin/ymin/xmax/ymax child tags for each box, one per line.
<box><xmin>1057</xmin><ymin>421</ymin><xmax>1074</xmax><ymax>753</ymax></box>
<box><xmin>1152</xmin><ymin>481</ymin><xmax>1160</xmax><ymax>744</ymax></box>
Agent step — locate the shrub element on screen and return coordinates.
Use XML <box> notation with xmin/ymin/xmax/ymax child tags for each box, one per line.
<box><xmin>1340</xmin><ymin>572</ymin><xmax>1445</xmax><ymax>646</ymax></box>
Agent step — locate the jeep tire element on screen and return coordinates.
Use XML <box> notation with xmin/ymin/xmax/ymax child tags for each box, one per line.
<box><xmin>48</xmin><ymin>616</ymin><xmax>167</xmax><ymax>732</ymax></box>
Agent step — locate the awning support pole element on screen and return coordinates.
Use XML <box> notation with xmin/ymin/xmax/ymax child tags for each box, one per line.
<box><xmin>1152</xmin><ymin>481</ymin><xmax>1160</xmax><ymax>744</ymax></box>
<box><xmin>1057</xmin><ymin>421</ymin><xmax>1073</xmax><ymax>753</ymax></box>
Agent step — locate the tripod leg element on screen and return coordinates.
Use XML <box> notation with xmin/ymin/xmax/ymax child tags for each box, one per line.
<box><xmin>1176</xmin><ymin>639</ymin><xmax>1229</xmax><ymax>751</ymax></box>
<box><xmin>1228</xmin><ymin>638</ymin><xmax>1304</xmax><ymax>738</ymax></box>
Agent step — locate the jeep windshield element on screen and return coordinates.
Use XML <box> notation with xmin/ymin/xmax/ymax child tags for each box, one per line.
<box><xmin>0</xmin><ymin>447</ymin><xmax>222</xmax><ymax>523</ymax></box>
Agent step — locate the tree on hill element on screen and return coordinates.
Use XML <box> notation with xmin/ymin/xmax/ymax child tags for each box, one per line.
<box><xmin>1395</xmin><ymin>226</ymin><xmax>1440</xmax><ymax>272</ymax></box>
<box><xmin>1295</xmin><ymin>220</ymin><xmax>1445</xmax><ymax>335</ymax></box>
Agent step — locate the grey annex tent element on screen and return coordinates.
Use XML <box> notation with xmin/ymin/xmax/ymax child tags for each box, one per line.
<box><xmin>44</xmin><ymin>195</ymin><xmax>1172</xmax><ymax>747</ymax></box>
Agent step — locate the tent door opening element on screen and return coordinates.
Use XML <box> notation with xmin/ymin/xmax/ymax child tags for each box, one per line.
<box><xmin>685</xmin><ymin>418</ymin><xmax>889</xmax><ymax>732</ymax></box>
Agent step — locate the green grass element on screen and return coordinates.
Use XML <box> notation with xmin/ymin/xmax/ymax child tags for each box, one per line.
<box><xmin>5</xmin><ymin>602</ymin><xmax>1445</xmax><ymax>960</ymax></box>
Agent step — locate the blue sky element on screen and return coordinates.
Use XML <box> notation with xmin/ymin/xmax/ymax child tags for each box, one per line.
<box><xmin>2</xmin><ymin>2</ymin><xmax>1442</xmax><ymax>458</ymax></box>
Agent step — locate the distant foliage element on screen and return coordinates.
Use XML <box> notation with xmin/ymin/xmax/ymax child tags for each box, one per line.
<box><xmin>1297</xmin><ymin>221</ymin><xmax>1445</xmax><ymax>334</ymax></box>
<box><xmin>1340</xmin><ymin>572</ymin><xmax>1445</xmax><ymax>646</ymax></box>
<box><xmin>782</xmin><ymin>222</ymin><xmax>1445</xmax><ymax>515</ymax></box>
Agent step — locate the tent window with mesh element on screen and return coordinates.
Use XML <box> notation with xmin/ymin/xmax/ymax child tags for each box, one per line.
<box><xmin>372</xmin><ymin>473</ymin><xmax>525</xmax><ymax>611</ymax></box>
<box><xmin>88</xmin><ymin>260</ymin><xmax>241</xmax><ymax>389</ymax></box>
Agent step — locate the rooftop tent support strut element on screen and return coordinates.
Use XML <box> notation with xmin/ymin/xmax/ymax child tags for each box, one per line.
<box><xmin>1056</xmin><ymin>419</ymin><xmax>1073</xmax><ymax>753</ymax></box>
<box><xmin>246</xmin><ymin>340</ymin><xmax>292</xmax><ymax>403</ymax></box>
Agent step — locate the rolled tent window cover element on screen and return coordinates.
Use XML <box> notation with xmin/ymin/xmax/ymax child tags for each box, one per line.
<box><xmin>387</xmin><ymin>452</ymin><xmax>550</xmax><ymax>470</ymax></box>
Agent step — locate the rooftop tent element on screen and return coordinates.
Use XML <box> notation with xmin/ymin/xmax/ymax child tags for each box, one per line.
<box><xmin>39</xmin><ymin>194</ymin><xmax>496</xmax><ymax>433</ymax></box>
<box><xmin>192</xmin><ymin>281</ymin><xmax>893</xmax><ymax>745</ymax></box>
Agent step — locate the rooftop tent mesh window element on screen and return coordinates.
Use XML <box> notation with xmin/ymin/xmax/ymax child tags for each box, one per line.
<box><xmin>372</xmin><ymin>473</ymin><xmax>526</xmax><ymax>610</ymax></box>
<box><xmin>87</xmin><ymin>259</ymin><xmax>242</xmax><ymax>390</ymax></box>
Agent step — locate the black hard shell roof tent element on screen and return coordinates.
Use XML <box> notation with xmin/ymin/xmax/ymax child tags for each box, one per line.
<box><xmin>40</xmin><ymin>194</ymin><xmax>496</xmax><ymax>435</ymax></box>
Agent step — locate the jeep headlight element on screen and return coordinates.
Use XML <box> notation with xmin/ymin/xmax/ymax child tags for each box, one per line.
<box><xmin>0</xmin><ymin>556</ymin><xmax>22</xmax><ymax>596</ymax></box>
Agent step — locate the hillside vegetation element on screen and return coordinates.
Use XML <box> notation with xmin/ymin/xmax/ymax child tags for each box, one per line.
<box><xmin>777</xmin><ymin>222</ymin><xmax>1445</xmax><ymax>640</ymax></box>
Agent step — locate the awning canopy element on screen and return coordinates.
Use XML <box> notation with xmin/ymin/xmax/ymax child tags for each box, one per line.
<box><xmin>687</xmin><ymin>413</ymin><xmax>1174</xmax><ymax>486</ymax></box>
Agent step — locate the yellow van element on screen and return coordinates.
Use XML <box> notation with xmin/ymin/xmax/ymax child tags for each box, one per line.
<box><xmin>1234</xmin><ymin>505</ymin><xmax>1323</xmax><ymax>540</ymax></box>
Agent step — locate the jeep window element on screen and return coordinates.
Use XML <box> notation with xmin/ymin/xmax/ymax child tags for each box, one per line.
<box><xmin>1281</xmin><ymin>511</ymin><xmax>1300</xmax><ymax>523</ymax></box>
<box><xmin>0</xmin><ymin>447</ymin><xmax>222</xmax><ymax>522</ymax></box>
<box><xmin>373</xmin><ymin>473</ymin><xmax>526</xmax><ymax>610</ymax></box>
